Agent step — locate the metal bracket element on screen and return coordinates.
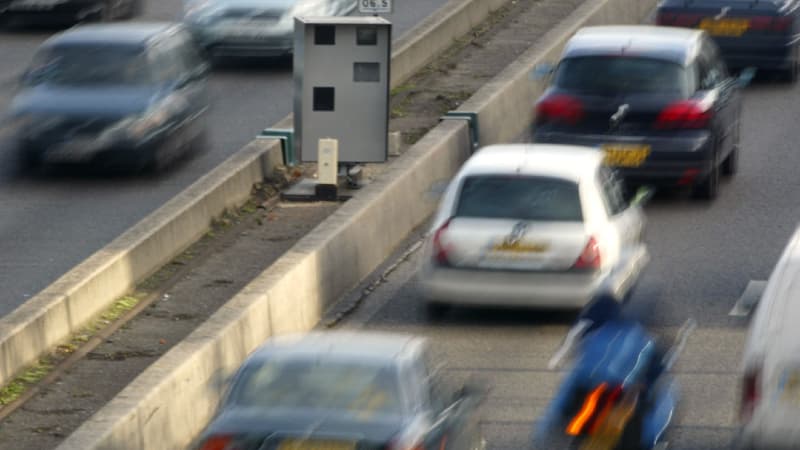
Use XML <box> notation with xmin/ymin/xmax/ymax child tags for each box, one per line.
<box><xmin>258</xmin><ymin>128</ymin><xmax>296</xmax><ymax>166</ymax></box>
<box><xmin>440</xmin><ymin>111</ymin><xmax>479</xmax><ymax>151</ymax></box>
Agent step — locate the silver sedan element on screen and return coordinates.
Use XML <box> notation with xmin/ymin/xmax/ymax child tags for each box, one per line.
<box><xmin>183</xmin><ymin>0</ymin><xmax>357</xmax><ymax>59</ymax></box>
<box><xmin>416</xmin><ymin>144</ymin><xmax>651</xmax><ymax>319</ymax></box>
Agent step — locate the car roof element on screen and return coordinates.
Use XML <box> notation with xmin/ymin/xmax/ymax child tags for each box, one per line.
<box><xmin>42</xmin><ymin>22</ymin><xmax>180</xmax><ymax>50</ymax></box>
<box><xmin>458</xmin><ymin>144</ymin><xmax>604</xmax><ymax>183</ymax></box>
<box><xmin>563</xmin><ymin>25</ymin><xmax>704</xmax><ymax>66</ymax></box>
<box><xmin>248</xmin><ymin>331</ymin><xmax>427</xmax><ymax>365</ymax></box>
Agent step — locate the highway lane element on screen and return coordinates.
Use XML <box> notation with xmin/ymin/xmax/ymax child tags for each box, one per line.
<box><xmin>328</xmin><ymin>77</ymin><xmax>800</xmax><ymax>449</ymax></box>
<box><xmin>0</xmin><ymin>0</ymin><xmax>448</xmax><ymax>315</ymax></box>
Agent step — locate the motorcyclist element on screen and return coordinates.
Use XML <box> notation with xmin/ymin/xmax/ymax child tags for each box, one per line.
<box><xmin>557</xmin><ymin>291</ymin><xmax>667</xmax><ymax>385</ymax></box>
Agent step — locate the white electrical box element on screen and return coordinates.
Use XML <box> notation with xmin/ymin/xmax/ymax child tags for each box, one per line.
<box><xmin>317</xmin><ymin>138</ymin><xmax>339</xmax><ymax>185</ymax></box>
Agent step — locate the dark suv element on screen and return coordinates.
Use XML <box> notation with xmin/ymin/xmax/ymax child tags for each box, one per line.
<box><xmin>656</xmin><ymin>0</ymin><xmax>799</xmax><ymax>80</ymax></box>
<box><xmin>532</xmin><ymin>25</ymin><xmax>751</xmax><ymax>200</ymax></box>
<box><xmin>7</xmin><ymin>22</ymin><xmax>210</xmax><ymax>172</ymax></box>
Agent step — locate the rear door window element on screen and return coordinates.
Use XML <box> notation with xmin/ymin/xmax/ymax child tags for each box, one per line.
<box><xmin>554</xmin><ymin>56</ymin><xmax>689</xmax><ymax>96</ymax></box>
<box><xmin>455</xmin><ymin>175</ymin><xmax>583</xmax><ymax>222</ymax></box>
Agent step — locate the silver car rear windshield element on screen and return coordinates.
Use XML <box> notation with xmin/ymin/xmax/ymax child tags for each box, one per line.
<box><xmin>23</xmin><ymin>47</ymin><xmax>150</xmax><ymax>86</ymax></box>
<box><xmin>554</xmin><ymin>56</ymin><xmax>689</xmax><ymax>96</ymax></box>
<box><xmin>230</xmin><ymin>357</ymin><xmax>404</xmax><ymax>416</ymax></box>
<box><xmin>455</xmin><ymin>175</ymin><xmax>583</xmax><ymax>222</ymax></box>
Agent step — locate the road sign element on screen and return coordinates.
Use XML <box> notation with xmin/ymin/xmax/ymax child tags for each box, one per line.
<box><xmin>358</xmin><ymin>0</ymin><xmax>392</xmax><ymax>14</ymax></box>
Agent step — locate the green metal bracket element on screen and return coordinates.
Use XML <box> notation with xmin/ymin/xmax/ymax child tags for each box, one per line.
<box><xmin>440</xmin><ymin>111</ymin><xmax>479</xmax><ymax>151</ymax></box>
<box><xmin>258</xmin><ymin>128</ymin><xmax>296</xmax><ymax>166</ymax></box>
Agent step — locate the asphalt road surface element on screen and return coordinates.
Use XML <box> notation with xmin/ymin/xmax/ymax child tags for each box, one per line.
<box><xmin>328</xmin><ymin>77</ymin><xmax>800</xmax><ymax>449</ymax></box>
<box><xmin>0</xmin><ymin>0</ymin><xmax>448</xmax><ymax>316</ymax></box>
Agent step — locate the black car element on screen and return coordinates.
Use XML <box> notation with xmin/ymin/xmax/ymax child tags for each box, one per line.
<box><xmin>0</xmin><ymin>0</ymin><xmax>141</xmax><ymax>25</ymax></box>
<box><xmin>656</xmin><ymin>0</ymin><xmax>799</xmax><ymax>80</ymax></box>
<box><xmin>194</xmin><ymin>331</ymin><xmax>486</xmax><ymax>450</ymax></box>
<box><xmin>6</xmin><ymin>22</ymin><xmax>210</xmax><ymax>172</ymax></box>
<box><xmin>532</xmin><ymin>25</ymin><xmax>751</xmax><ymax>200</ymax></box>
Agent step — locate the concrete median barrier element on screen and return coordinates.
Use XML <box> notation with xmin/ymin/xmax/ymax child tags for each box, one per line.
<box><xmin>56</xmin><ymin>0</ymin><xmax>658</xmax><ymax>448</ymax></box>
<box><xmin>0</xmin><ymin>0</ymin><xmax>511</xmax><ymax>390</ymax></box>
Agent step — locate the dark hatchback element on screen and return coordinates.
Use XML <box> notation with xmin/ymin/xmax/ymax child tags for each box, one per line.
<box><xmin>532</xmin><ymin>26</ymin><xmax>751</xmax><ymax>200</ymax></box>
<box><xmin>195</xmin><ymin>332</ymin><xmax>486</xmax><ymax>450</ymax></box>
<box><xmin>0</xmin><ymin>0</ymin><xmax>141</xmax><ymax>25</ymax></box>
<box><xmin>6</xmin><ymin>22</ymin><xmax>210</xmax><ymax>172</ymax></box>
<box><xmin>656</xmin><ymin>0</ymin><xmax>800</xmax><ymax>80</ymax></box>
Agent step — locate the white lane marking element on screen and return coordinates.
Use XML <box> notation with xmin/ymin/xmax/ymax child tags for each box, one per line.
<box><xmin>729</xmin><ymin>280</ymin><xmax>767</xmax><ymax>317</ymax></box>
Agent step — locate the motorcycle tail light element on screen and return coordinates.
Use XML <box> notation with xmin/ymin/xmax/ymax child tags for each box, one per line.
<box><xmin>566</xmin><ymin>383</ymin><xmax>608</xmax><ymax>435</ymax></box>
<box><xmin>589</xmin><ymin>385</ymin><xmax>625</xmax><ymax>435</ymax></box>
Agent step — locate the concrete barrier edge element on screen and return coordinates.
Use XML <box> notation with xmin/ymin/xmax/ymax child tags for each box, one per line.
<box><xmin>57</xmin><ymin>0</ymin><xmax>659</xmax><ymax>448</ymax></box>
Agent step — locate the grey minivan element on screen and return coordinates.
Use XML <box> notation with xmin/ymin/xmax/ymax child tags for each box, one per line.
<box><xmin>7</xmin><ymin>22</ymin><xmax>210</xmax><ymax>172</ymax></box>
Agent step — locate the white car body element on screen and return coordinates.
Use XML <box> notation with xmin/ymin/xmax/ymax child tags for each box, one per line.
<box><xmin>738</xmin><ymin>225</ymin><xmax>800</xmax><ymax>449</ymax></box>
<box><xmin>416</xmin><ymin>144</ymin><xmax>650</xmax><ymax>312</ymax></box>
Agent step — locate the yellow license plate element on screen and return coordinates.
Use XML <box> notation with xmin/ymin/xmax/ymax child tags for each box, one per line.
<box><xmin>699</xmin><ymin>18</ymin><xmax>750</xmax><ymax>37</ymax></box>
<box><xmin>602</xmin><ymin>144</ymin><xmax>650</xmax><ymax>168</ymax></box>
<box><xmin>278</xmin><ymin>440</ymin><xmax>356</xmax><ymax>450</ymax></box>
<box><xmin>492</xmin><ymin>241</ymin><xmax>548</xmax><ymax>253</ymax></box>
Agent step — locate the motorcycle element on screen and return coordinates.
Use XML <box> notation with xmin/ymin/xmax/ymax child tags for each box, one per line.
<box><xmin>533</xmin><ymin>312</ymin><xmax>696</xmax><ymax>450</ymax></box>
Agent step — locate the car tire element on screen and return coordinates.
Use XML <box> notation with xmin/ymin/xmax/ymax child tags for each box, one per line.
<box><xmin>692</xmin><ymin>159</ymin><xmax>719</xmax><ymax>201</ymax></box>
<box><xmin>722</xmin><ymin>145</ymin><xmax>738</xmax><ymax>176</ymax></box>
<box><xmin>424</xmin><ymin>301</ymin><xmax>450</xmax><ymax>321</ymax></box>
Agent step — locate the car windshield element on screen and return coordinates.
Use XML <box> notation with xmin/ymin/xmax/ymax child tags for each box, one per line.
<box><xmin>553</xmin><ymin>56</ymin><xmax>688</xmax><ymax>96</ymax></box>
<box><xmin>455</xmin><ymin>175</ymin><xmax>583</xmax><ymax>221</ymax></box>
<box><xmin>23</xmin><ymin>46</ymin><xmax>151</xmax><ymax>87</ymax></box>
<box><xmin>231</xmin><ymin>357</ymin><xmax>404</xmax><ymax>416</ymax></box>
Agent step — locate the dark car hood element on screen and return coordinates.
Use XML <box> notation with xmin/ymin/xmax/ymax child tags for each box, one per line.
<box><xmin>9</xmin><ymin>85</ymin><xmax>160</xmax><ymax>119</ymax></box>
<box><xmin>204</xmin><ymin>408</ymin><xmax>405</xmax><ymax>443</ymax></box>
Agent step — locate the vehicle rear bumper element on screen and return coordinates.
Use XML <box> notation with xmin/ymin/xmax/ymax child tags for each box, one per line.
<box><xmin>715</xmin><ymin>37</ymin><xmax>795</xmax><ymax>70</ymax></box>
<box><xmin>534</xmin><ymin>131</ymin><xmax>715</xmax><ymax>186</ymax></box>
<box><xmin>417</xmin><ymin>268</ymin><xmax>606</xmax><ymax>309</ymax></box>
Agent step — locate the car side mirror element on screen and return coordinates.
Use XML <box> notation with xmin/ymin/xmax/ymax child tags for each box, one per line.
<box><xmin>737</xmin><ymin>67</ymin><xmax>756</xmax><ymax>88</ymax></box>
<box><xmin>629</xmin><ymin>186</ymin><xmax>654</xmax><ymax>208</ymax></box>
<box><xmin>530</xmin><ymin>62</ymin><xmax>555</xmax><ymax>81</ymax></box>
